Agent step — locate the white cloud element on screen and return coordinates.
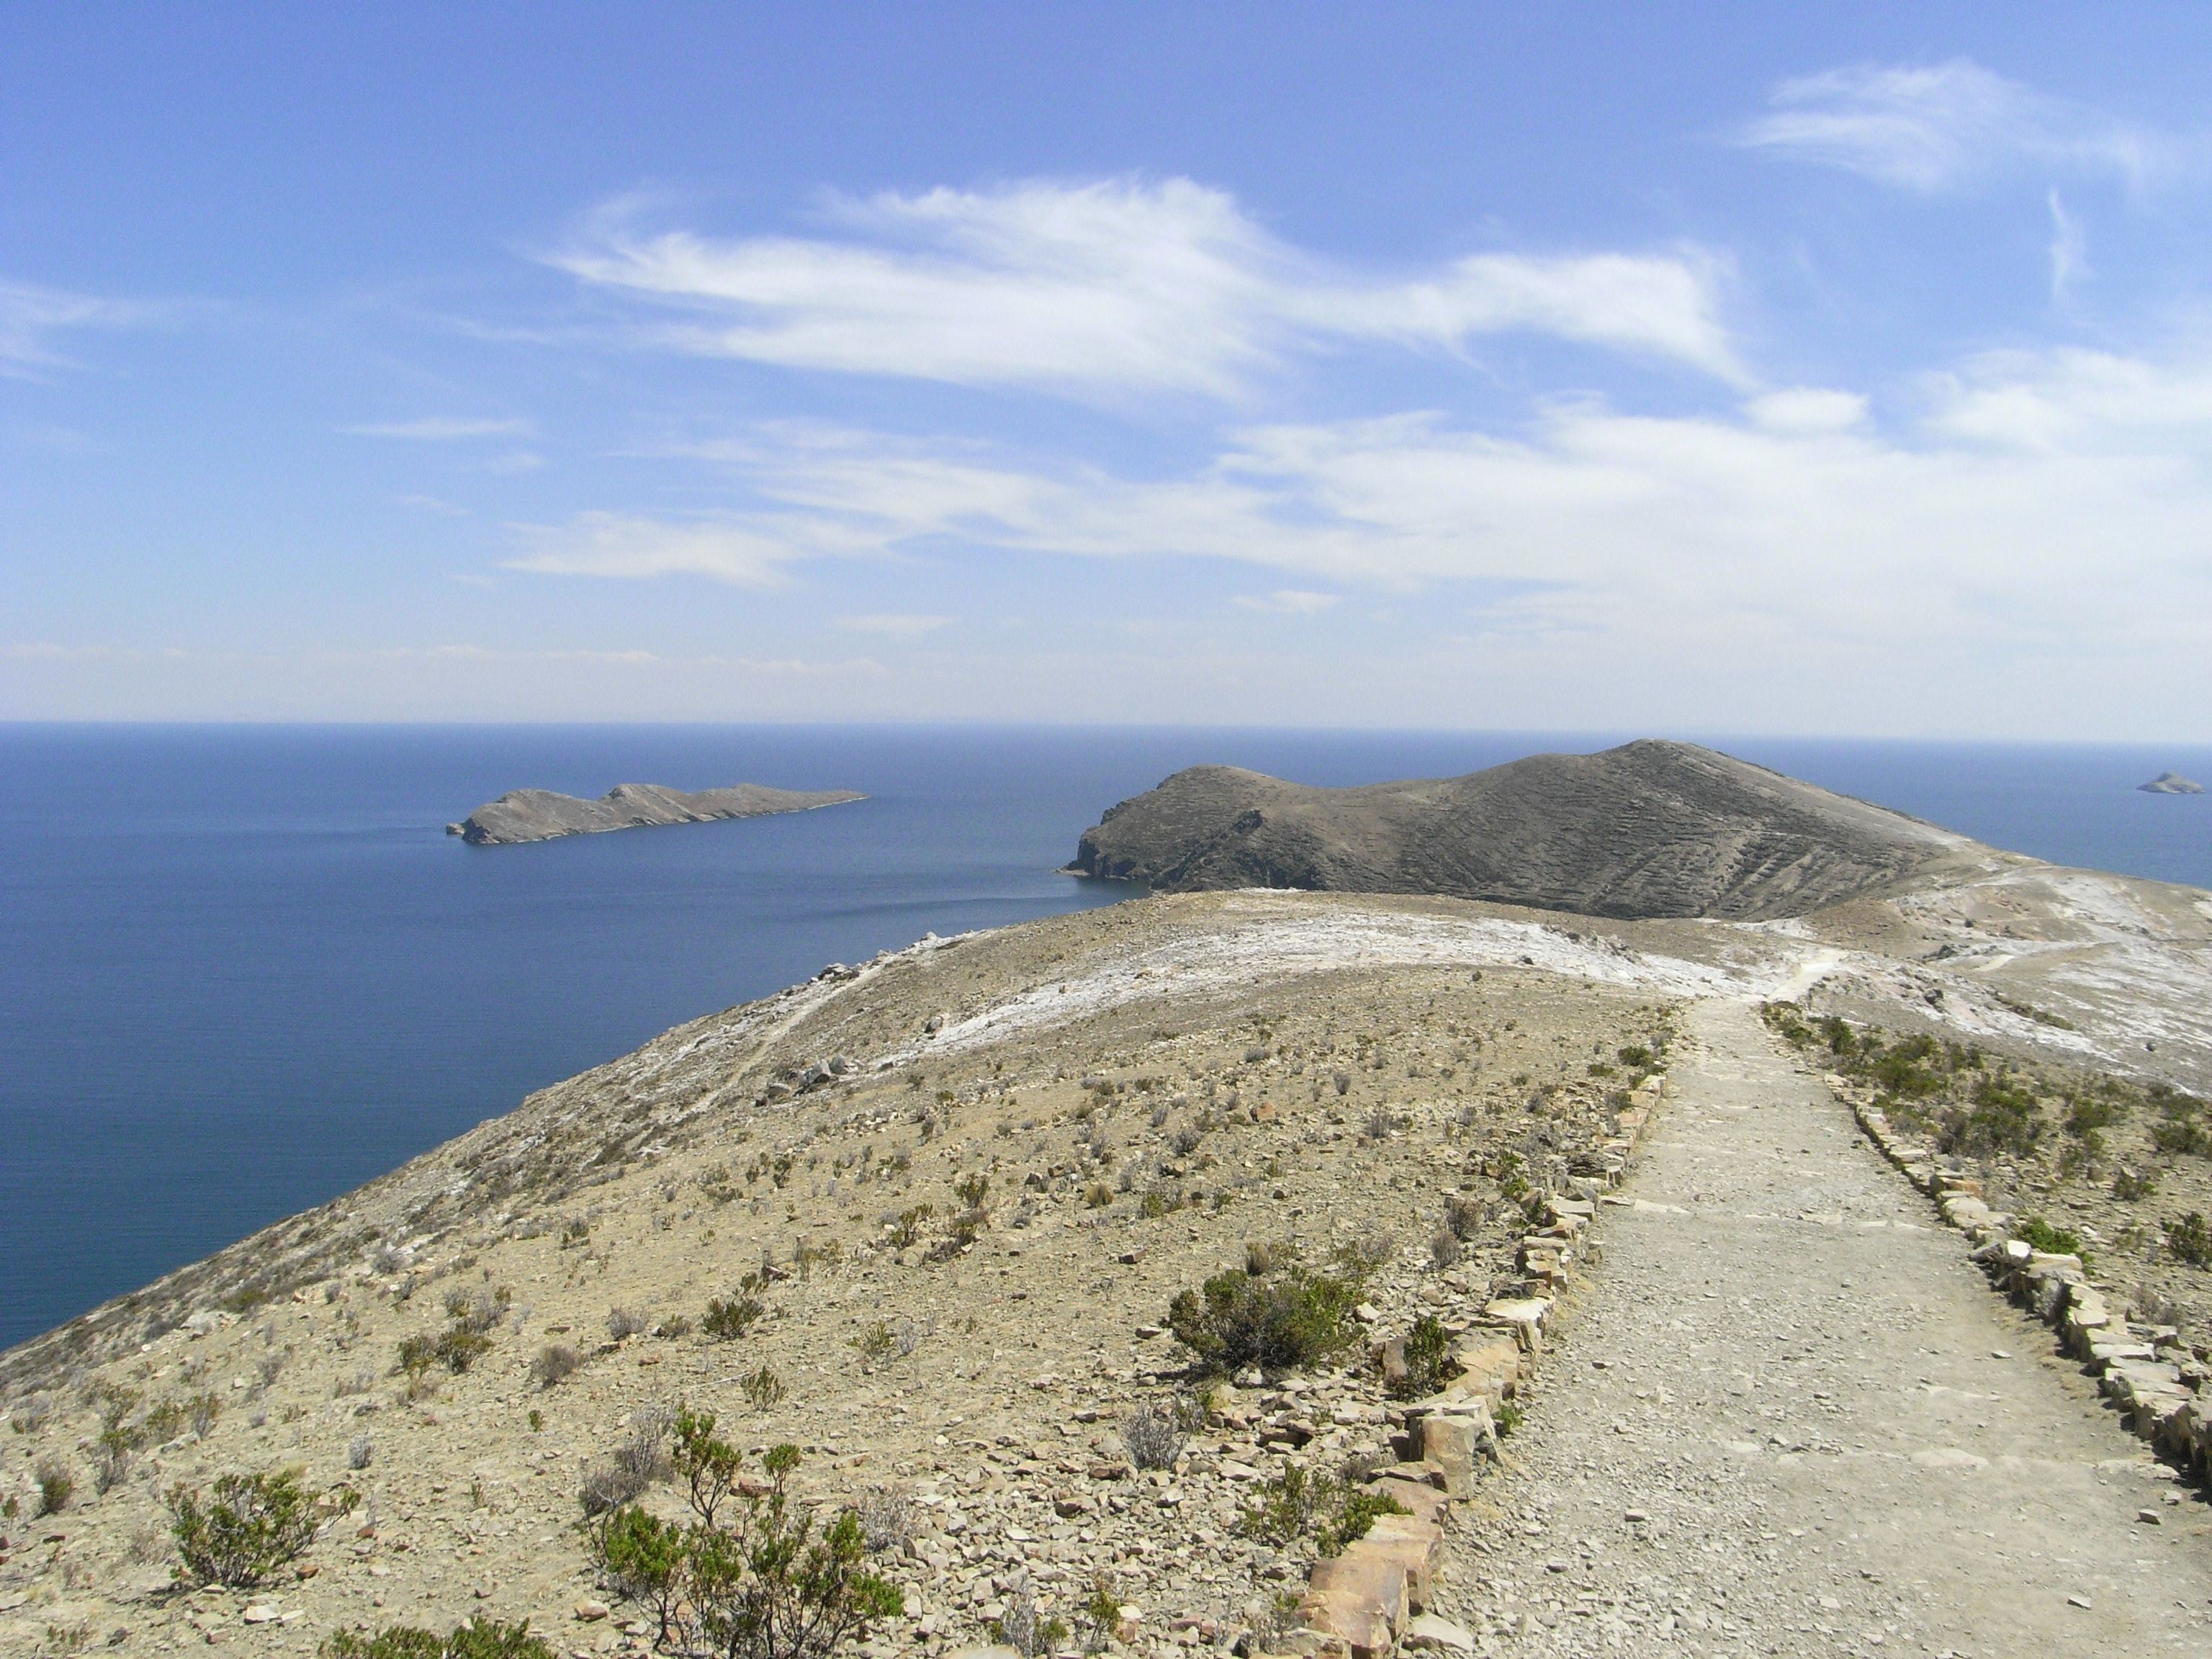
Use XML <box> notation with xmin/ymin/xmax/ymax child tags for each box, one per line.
<box><xmin>468</xmin><ymin>450</ymin><xmax>544</xmax><ymax>474</ymax></box>
<box><xmin>346</xmin><ymin>416</ymin><xmax>535</xmax><ymax>440</ymax></box>
<box><xmin>510</xmin><ymin>342</ymin><xmax>2212</xmax><ymax>724</ymax></box>
<box><xmin>2047</xmin><ymin>190</ymin><xmax>2089</xmax><ymax>300</ymax></box>
<box><xmin>551</xmin><ymin>176</ymin><xmax>1744</xmax><ymax>395</ymax></box>
<box><xmin>1741</xmin><ymin>59</ymin><xmax>2199</xmax><ymax>194</ymax></box>
<box><xmin>0</xmin><ymin>278</ymin><xmax>133</xmax><ymax>374</ymax></box>
<box><xmin>1235</xmin><ymin>590</ymin><xmax>1340</xmax><ymax>614</ymax></box>
<box><xmin>1744</xmin><ymin>387</ymin><xmax>1869</xmax><ymax>433</ymax></box>
<box><xmin>505</xmin><ymin>511</ymin><xmax>827</xmax><ymax>586</ymax></box>
<box><xmin>834</xmin><ymin>613</ymin><xmax>954</xmax><ymax>637</ymax></box>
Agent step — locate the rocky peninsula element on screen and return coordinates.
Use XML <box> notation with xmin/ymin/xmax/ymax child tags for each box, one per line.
<box><xmin>449</xmin><ymin>781</ymin><xmax>863</xmax><ymax>844</ymax></box>
<box><xmin>1067</xmin><ymin>739</ymin><xmax>1983</xmax><ymax>920</ymax></box>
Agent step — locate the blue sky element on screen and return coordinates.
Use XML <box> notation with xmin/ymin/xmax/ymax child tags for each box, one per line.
<box><xmin>7</xmin><ymin>4</ymin><xmax>2212</xmax><ymax>736</ymax></box>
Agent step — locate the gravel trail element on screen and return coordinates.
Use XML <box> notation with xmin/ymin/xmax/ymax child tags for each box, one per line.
<box><xmin>1451</xmin><ymin>997</ymin><xmax>2212</xmax><ymax>1656</ymax></box>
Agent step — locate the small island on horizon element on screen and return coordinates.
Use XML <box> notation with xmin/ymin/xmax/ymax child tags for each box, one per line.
<box><xmin>2139</xmin><ymin>771</ymin><xmax>2205</xmax><ymax>795</ymax></box>
<box><xmin>447</xmin><ymin>780</ymin><xmax>864</xmax><ymax>844</ymax></box>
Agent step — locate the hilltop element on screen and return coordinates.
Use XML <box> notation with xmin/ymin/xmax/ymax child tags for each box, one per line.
<box><xmin>1067</xmin><ymin>740</ymin><xmax>1992</xmax><ymax>920</ymax></box>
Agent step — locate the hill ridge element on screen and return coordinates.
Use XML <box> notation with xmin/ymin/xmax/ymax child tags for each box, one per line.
<box><xmin>1067</xmin><ymin>739</ymin><xmax>1984</xmax><ymax>920</ymax></box>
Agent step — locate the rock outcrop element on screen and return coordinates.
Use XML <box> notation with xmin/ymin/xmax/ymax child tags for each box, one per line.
<box><xmin>2139</xmin><ymin>771</ymin><xmax>2205</xmax><ymax>795</ymax></box>
<box><xmin>1067</xmin><ymin>739</ymin><xmax>1979</xmax><ymax>920</ymax></box>
<box><xmin>449</xmin><ymin>781</ymin><xmax>863</xmax><ymax>845</ymax></box>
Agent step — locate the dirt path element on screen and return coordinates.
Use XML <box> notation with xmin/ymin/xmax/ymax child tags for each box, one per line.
<box><xmin>1449</xmin><ymin>998</ymin><xmax>2212</xmax><ymax>1656</ymax></box>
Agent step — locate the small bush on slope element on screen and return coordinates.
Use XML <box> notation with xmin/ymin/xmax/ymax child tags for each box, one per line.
<box><xmin>585</xmin><ymin>1433</ymin><xmax>901</xmax><ymax>1659</ymax></box>
<box><xmin>168</xmin><ymin>1468</ymin><xmax>321</xmax><ymax>1588</ymax></box>
<box><xmin>321</xmin><ymin>1620</ymin><xmax>550</xmax><ymax>1659</ymax></box>
<box><xmin>1166</xmin><ymin>1264</ymin><xmax>1360</xmax><ymax>1373</ymax></box>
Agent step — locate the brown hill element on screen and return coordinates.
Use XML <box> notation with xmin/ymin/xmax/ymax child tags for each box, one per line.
<box><xmin>1066</xmin><ymin>739</ymin><xmax>1979</xmax><ymax>919</ymax></box>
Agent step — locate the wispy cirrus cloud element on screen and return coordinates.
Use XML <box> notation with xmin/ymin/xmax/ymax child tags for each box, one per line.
<box><xmin>505</xmin><ymin>336</ymin><xmax>2212</xmax><ymax>721</ymax></box>
<box><xmin>505</xmin><ymin>508</ymin><xmax>872</xmax><ymax>587</ymax></box>
<box><xmin>346</xmin><ymin>416</ymin><xmax>535</xmax><ymax>440</ymax></box>
<box><xmin>0</xmin><ymin>278</ymin><xmax>137</xmax><ymax>375</ymax></box>
<box><xmin>549</xmin><ymin>176</ymin><xmax>1746</xmax><ymax>395</ymax></box>
<box><xmin>1740</xmin><ymin>59</ymin><xmax>2204</xmax><ymax>194</ymax></box>
<box><xmin>1235</xmin><ymin>590</ymin><xmax>1340</xmax><ymax>614</ymax></box>
<box><xmin>834</xmin><ymin>613</ymin><xmax>954</xmax><ymax>637</ymax></box>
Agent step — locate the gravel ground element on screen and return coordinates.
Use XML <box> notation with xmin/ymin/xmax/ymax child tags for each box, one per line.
<box><xmin>1453</xmin><ymin>998</ymin><xmax>2212</xmax><ymax>1657</ymax></box>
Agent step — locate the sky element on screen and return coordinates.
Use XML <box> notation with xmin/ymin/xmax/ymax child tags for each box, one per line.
<box><xmin>6</xmin><ymin>4</ymin><xmax>2212</xmax><ymax>737</ymax></box>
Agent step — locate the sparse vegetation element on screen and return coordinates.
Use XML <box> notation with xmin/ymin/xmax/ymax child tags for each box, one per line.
<box><xmin>990</xmin><ymin>1571</ymin><xmax>1067</xmax><ymax>1659</ymax></box>
<box><xmin>320</xmin><ymin>1620</ymin><xmax>552</xmax><ymax>1658</ymax></box>
<box><xmin>580</xmin><ymin>1408</ymin><xmax>675</xmax><ymax>1517</ymax></box>
<box><xmin>35</xmin><ymin>1457</ymin><xmax>73</xmax><ymax>1516</ymax></box>
<box><xmin>529</xmin><ymin>1343</ymin><xmax>583</xmax><ymax>1389</ymax></box>
<box><xmin>2015</xmin><ymin>1215</ymin><xmax>2082</xmax><ymax>1257</ymax></box>
<box><xmin>1118</xmin><ymin>1398</ymin><xmax>1193</xmax><ymax>1471</ymax></box>
<box><xmin>1234</xmin><ymin>1464</ymin><xmax>1405</xmax><ymax>1556</ymax></box>
<box><xmin>585</xmin><ymin>1442</ymin><xmax>901</xmax><ymax>1659</ymax></box>
<box><xmin>703</xmin><ymin>1291</ymin><xmax>765</xmax><ymax>1341</ymax></box>
<box><xmin>854</xmin><ymin>1485</ymin><xmax>917</xmax><ymax>1554</ymax></box>
<box><xmin>849</xmin><ymin>1319</ymin><xmax>897</xmax><ymax>1372</ymax></box>
<box><xmin>1167</xmin><ymin>1263</ymin><xmax>1360</xmax><ymax>1373</ymax></box>
<box><xmin>1390</xmin><ymin>1313</ymin><xmax>1452</xmax><ymax>1400</ymax></box>
<box><xmin>2170</xmin><ymin>1211</ymin><xmax>2212</xmax><ymax>1267</ymax></box>
<box><xmin>168</xmin><ymin>1467</ymin><xmax>321</xmax><ymax>1587</ymax></box>
<box><xmin>741</xmin><ymin>1364</ymin><xmax>786</xmax><ymax>1412</ymax></box>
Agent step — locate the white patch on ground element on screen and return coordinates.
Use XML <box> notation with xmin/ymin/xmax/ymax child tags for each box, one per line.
<box><xmin>914</xmin><ymin>899</ymin><xmax>1803</xmax><ymax>1060</ymax></box>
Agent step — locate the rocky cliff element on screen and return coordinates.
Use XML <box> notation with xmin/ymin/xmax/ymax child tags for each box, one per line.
<box><xmin>451</xmin><ymin>781</ymin><xmax>863</xmax><ymax>844</ymax></box>
<box><xmin>1067</xmin><ymin>739</ymin><xmax>1984</xmax><ymax>920</ymax></box>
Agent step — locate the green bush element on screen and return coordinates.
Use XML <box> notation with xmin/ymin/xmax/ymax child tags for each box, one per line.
<box><xmin>1321</xmin><ymin>1488</ymin><xmax>1407</xmax><ymax>1557</ymax></box>
<box><xmin>1389</xmin><ymin>1314</ymin><xmax>1452</xmax><ymax>1401</ymax></box>
<box><xmin>168</xmin><ymin>1468</ymin><xmax>319</xmax><ymax>1588</ymax></box>
<box><xmin>2113</xmin><ymin>1166</ymin><xmax>2158</xmax><ymax>1202</ymax></box>
<box><xmin>1758</xmin><ymin>1001</ymin><xmax>1814</xmax><ymax>1048</ymax></box>
<box><xmin>1868</xmin><ymin>1034</ymin><xmax>1944</xmax><ymax>1098</ymax></box>
<box><xmin>2013</xmin><ymin>1215</ymin><xmax>2081</xmax><ymax>1257</ymax></box>
<box><xmin>1233</xmin><ymin>1465</ymin><xmax>1405</xmax><ymax>1556</ymax></box>
<box><xmin>2169</xmin><ymin>1211</ymin><xmax>2212</xmax><ymax>1267</ymax></box>
<box><xmin>397</xmin><ymin>1318</ymin><xmax>492</xmax><ymax>1380</ymax></box>
<box><xmin>702</xmin><ymin>1295</ymin><xmax>764</xmax><ymax>1341</ymax></box>
<box><xmin>2150</xmin><ymin>1094</ymin><xmax>2211</xmax><ymax>1156</ymax></box>
<box><xmin>585</xmin><ymin>1442</ymin><xmax>902</xmax><ymax>1659</ymax></box>
<box><xmin>320</xmin><ymin>1620</ymin><xmax>551</xmax><ymax>1659</ymax></box>
<box><xmin>34</xmin><ymin>1457</ymin><xmax>71</xmax><ymax>1516</ymax></box>
<box><xmin>1938</xmin><ymin>1071</ymin><xmax>2043</xmax><ymax>1157</ymax></box>
<box><xmin>1167</xmin><ymin>1266</ymin><xmax>1359</xmax><ymax>1373</ymax></box>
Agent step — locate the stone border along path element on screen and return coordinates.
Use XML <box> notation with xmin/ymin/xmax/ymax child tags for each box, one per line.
<box><xmin>1431</xmin><ymin>998</ymin><xmax>2212</xmax><ymax>1658</ymax></box>
<box><xmin>1843</xmin><ymin>1073</ymin><xmax>2212</xmax><ymax>1493</ymax></box>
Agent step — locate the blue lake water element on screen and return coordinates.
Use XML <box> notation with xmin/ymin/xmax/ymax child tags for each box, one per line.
<box><xmin>4</xmin><ymin>724</ymin><xmax>2209</xmax><ymax>1351</ymax></box>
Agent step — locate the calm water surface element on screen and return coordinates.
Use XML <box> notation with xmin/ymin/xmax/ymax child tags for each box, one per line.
<box><xmin>3</xmin><ymin>724</ymin><xmax>2208</xmax><ymax>1349</ymax></box>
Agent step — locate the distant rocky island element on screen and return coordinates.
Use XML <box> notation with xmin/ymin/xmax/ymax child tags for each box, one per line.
<box><xmin>1066</xmin><ymin>738</ymin><xmax>1984</xmax><ymax>920</ymax></box>
<box><xmin>2139</xmin><ymin>771</ymin><xmax>2204</xmax><ymax>795</ymax></box>
<box><xmin>448</xmin><ymin>781</ymin><xmax>863</xmax><ymax>845</ymax></box>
